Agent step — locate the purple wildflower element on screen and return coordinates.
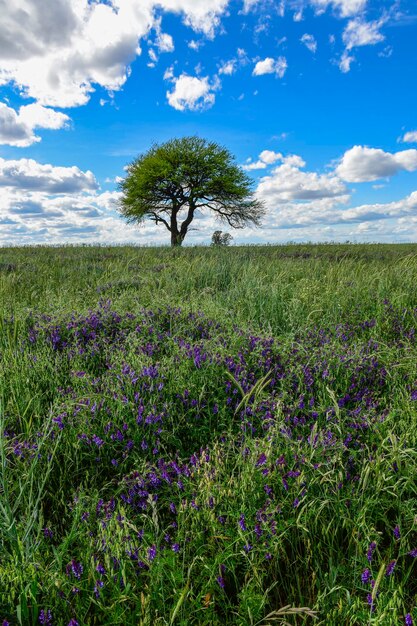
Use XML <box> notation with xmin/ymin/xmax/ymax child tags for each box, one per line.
<box><xmin>148</xmin><ymin>545</ymin><xmax>157</xmax><ymax>561</ymax></box>
<box><xmin>239</xmin><ymin>514</ymin><xmax>246</xmax><ymax>532</ymax></box>
<box><xmin>43</xmin><ymin>528</ymin><xmax>53</xmax><ymax>539</ymax></box>
<box><xmin>171</xmin><ymin>543</ymin><xmax>180</xmax><ymax>553</ymax></box>
<box><xmin>67</xmin><ymin>620</ymin><xmax>79</xmax><ymax>626</ymax></box>
<box><xmin>385</xmin><ymin>560</ymin><xmax>396</xmax><ymax>576</ymax></box>
<box><xmin>256</xmin><ymin>453</ymin><xmax>267</xmax><ymax>467</ymax></box>
<box><xmin>217</xmin><ymin>576</ymin><xmax>225</xmax><ymax>588</ymax></box>
<box><xmin>405</xmin><ymin>615</ymin><xmax>413</xmax><ymax>626</ymax></box>
<box><xmin>367</xmin><ymin>593</ymin><xmax>375</xmax><ymax>612</ymax></box>
<box><xmin>408</xmin><ymin>549</ymin><xmax>417</xmax><ymax>558</ymax></box>
<box><xmin>65</xmin><ymin>560</ymin><xmax>83</xmax><ymax>580</ymax></box>
<box><xmin>411</xmin><ymin>390</ymin><xmax>417</xmax><ymax>401</ymax></box>
<box><xmin>39</xmin><ymin>609</ymin><xmax>53</xmax><ymax>626</ymax></box>
<box><xmin>367</xmin><ymin>541</ymin><xmax>376</xmax><ymax>563</ymax></box>
<box><xmin>243</xmin><ymin>544</ymin><xmax>252</xmax><ymax>553</ymax></box>
<box><xmin>94</xmin><ymin>580</ymin><xmax>104</xmax><ymax>598</ymax></box>
<box><xmin>361</xmin><ymin>568</ymin><xmax>371</xmax><ymax>584</ymax></box>
<box><xmin>394</xmin><ymin>525</ymin><xmax>401</xmax><ymax>540</ymax></box>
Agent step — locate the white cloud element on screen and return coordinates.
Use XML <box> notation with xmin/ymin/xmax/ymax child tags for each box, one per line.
<box><xmin>310</xmin><ymin>0</ymin><xmax>367</xmax><ymax>18</ymax></box>
<box><xmin>259</xmin><ymin>150</ymin><xmax>283</xmax><ymax>164</ymax></box>
<box><xmin>166</xmin><ymin>73</ymin><xmax>220</xmax><ymax>111</ymax></box>
<box><xmin>342</xmin><ymin>17</ymin><xmax>385</xmax><ymax>50</ymax></box>
<box><xmin>253</xmin><ymin>56</ymin><xmax>287</xmax><ymax>78</ymax></box>
<box><xmin>301</xmin><ymin>33</ymin><xmax>317</xmax><ymax>53</ymax></box>
<box><xmin>257</xmin><ymin>158</ymin><xmax>347</xmax><ymax>204</ymax></box>
<box><xmin>242</xmin><ymin>0</ymin><xmax>263</xmax><ymax>12</ymax></box>
<box><xmin>0</xmin><ymin>102</ymin><xmax>70</xmax><ymax>146</ymax></box>
<box><xmin>336</xmin><ymin>145</ymin><xmax>417</xmax><ymax>182</ymax></box>
<box><xmin>0</xmin><ymin>157</ymin><xmax>98</xmax><ymax>193</ymax></box>
<box><xmin>0</xmin><ymin>0</ymin><xmax>230</xmax><ymax>109</ymax></box>
<box><xmin>243</xmin><ymin>160</ymin><xmax>268</xmax><ymax>171</ymax></box>
<box><xmin>401</xmin><ymin>130</ymin><xmax>417</xmax><ymax>143</ymax></box>
<box><xmin>242</xmin><ymin>150</ymin><xmax>285</xmax><ymax>170</ymax></box>
<box><xmin>219</xmin><ymin>60</ymin><xmax>236</xmax><ymax>75</ymax></box>
<box><xmin>339</xmin><ymin>50</ymin><xmax>355</xmax><ymax>72</ymax></box>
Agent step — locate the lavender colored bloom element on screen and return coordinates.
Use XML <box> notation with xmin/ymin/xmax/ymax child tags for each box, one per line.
<box><xmin>148</xmin><ymin>545</ymin><xmax>157</xmax><ymax>561</ymax></box>
<box><xmin>367</xmin><ymin>541</ymin><xmax>376</xmax><ymax>563</ymax></box>
<box><xmin>411</xmin><ymin>390</ymin><xmax>417</xmax><ymax>401</ymax></box>
<box><xmin>409</xmin><ymin>549</ymin><xmax>417</xmax><ymax>558</ymax></box>
<box><xmin>2</xmin><ymin>621</ymin><xmax>10</xmax><ymax>626</ymax></box>
<box><xmin>66</xmin><ymin>560</ymin><xmax>83</xmax><ymax>580</ymax></box>
<box><xmin>217</xmin><ymin>576</ymin><xmax>225</xmax><ymax>588</ymax></box>
<box><xmin>172</xmin><ymin>543</ymin><xmax>180</xmax><ymax>553</ymax></box>
<box><xmin>67</xmin><ymin>620</ymin><xmax>79</xmax><ymax>626</ymax></box>
<box><xmin>361</xmin><ymin>568</ymin><xmax>371</xmax><ymax>584</ymax></box>
<box><xmin>94</xmin><ymin>580</ymin><xmax>104</xmax><ymax>598</ymax></box>
<box><xmin>243</xmin><ymin>544</ymin><xmax>252</xmax><ymax>553</ymax></box>
<box><xmin>239</xmin><ymin>514</ymin><xmax>247</xmax><ymax>531</ymax></box>
<box><xmin>385</xmin><ymin>560</ymin><xmax>396</xmax><ymax>576</ymax></box>
<box><xmin>39</xmin><ymin>609</ymin><xmax>53</xmax><ymax>626</ymax></box>
<box><xmin>256</xmin><ymin>453</ymin><xmax>267</xmax><ymax>467</ymax></box>
<box><xmin>43</xmin><ymin>527</ymin><xmax>53</xmax><ymax>539</ymax></box>
<box><xmin>394</xmin><ymin>525</ymin><xmax>401</xmax><ymax>540</ymax></box>
<box><xmin>405</xmin><ymin>615</ymin><xmax>413</xmax><ymax>626</ymax></box>
<box><xmin>96</xmin><ymin>563</ymin><xmax>106</xmax><ymax>575</ymax></box>
<box><xmin>92</xmin><ymin>434</ymin><xmax>104</xmax><ymax>447</ymax></box>
<box><xmin>367</xmin><ymin>593</ymin><xmax>375</xmax><ymax>612</ymax></box>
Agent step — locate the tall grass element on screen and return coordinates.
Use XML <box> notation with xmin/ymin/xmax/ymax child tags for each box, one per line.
<box><xmin>0</xmin><ymin>243</ymin><xmax>417</xmax><ymax>625</ymax></box>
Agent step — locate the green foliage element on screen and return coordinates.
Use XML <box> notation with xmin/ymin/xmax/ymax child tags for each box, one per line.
<box><xmin>118</xmin><ymin>136</ymin><xmax>265</xmax><ymax>246</ymax></box>
<box><xmin>211</xmin><ymin>231</ymin><xmax>233</xmax><ymax>246</ymax></box>
<box><xmin>1</xmin><ymin>243</ymin><xmax>417</xmax><ymax>625</ymax></box>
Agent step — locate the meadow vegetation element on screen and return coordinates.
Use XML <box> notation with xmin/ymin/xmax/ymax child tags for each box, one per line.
<box><xmin>1</xmin><ymin>243</ymin><xmax>417</xmax><ymax>625</ymax></box>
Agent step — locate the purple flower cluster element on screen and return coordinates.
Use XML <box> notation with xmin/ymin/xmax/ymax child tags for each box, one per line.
<box><xmin>3</xmin><ymin>299</ymin><xmax>416</xmax><ymax>623</ymax></box>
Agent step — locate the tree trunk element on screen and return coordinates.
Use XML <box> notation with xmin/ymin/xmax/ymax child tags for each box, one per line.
<box><xmin>171</xmin><ymin>230</ymin><xmax>183</xmax><ymax>247</ymax></box>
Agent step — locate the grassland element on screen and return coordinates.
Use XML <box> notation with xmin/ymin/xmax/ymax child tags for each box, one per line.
<box><xmin>1</xmin><ymin>243</ymin><xmax>417</xmax><ymax>625</ymax></box>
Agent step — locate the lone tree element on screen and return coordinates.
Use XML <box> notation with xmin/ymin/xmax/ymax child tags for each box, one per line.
<box><xmin>118</xmin><ymin>136</ymin><xmax>265</xmax><ymax>246</ymax></box>
<box><xmin>211</xmin><ymin>230</ymin><xmax>233</xmax><ymax>246</ymax></box>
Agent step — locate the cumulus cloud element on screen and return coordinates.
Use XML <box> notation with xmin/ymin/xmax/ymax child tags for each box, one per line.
<box><xmin>0</xmin><ymin>0</ymin><xmax>230</xmax><ymax>108</ymax></box>
<box><xmin>336</xmin><ymin>145</ymin><xmax>417</xmax><ymax>182</ymax></box>
<box><xmin>257</xmin><ymin>157</ymin><xmax>347</xmax><ymax>204</ymax></box>
<box><xmin>252</xmin><ymin>56</ymin><xmax>287</xmax><ymax>78</ymax></box>
<box><xmin>342</xmin><ymin>16</ymin><xmax>385</xmax><ymax>50</ymax></box>
<box><xmin>243</xmin><ymin>150</ymin><xmax>284</xmax><ymax>170</ymax></box>
<box><xmin>0</xmin><ymin>157</ymin><xmax>98</xmax><ymax>193</ymax></box>
<box><xmin>219</xmin><ymin>60</ymin><xmax>236</xmax><ymax>75</ymax></box>
<box><xmin>166</xmin><ymin>73</ymin><xmax>220</xmax><ymax>111</ymax></box>
<box><xmin>0</xmin><ymin>102</ymin><xmax>70</xmax><ymax>146</ymax></box>
<box><xmin>309</xmin><ymin>0</ymin><xmax>367</xmax><ymax>17</ymax></box>
<box><xmin>339</xmin><ymin>50</ymin><xmax>355</xmax><ymax>73</ymax></box>
<box><xmin>249</xmin><ymin>191</ymin><xmax>417</xmax><ymax>239</ymax></box>
<box><xmin>300</xmin><ymin>33</ymin><xmax>317</xmax><ymax>53</ymax></box>
<box><xmin>401</xmin><ymin>130</ymin><xmax>417</xmax><ymax>143</ymax></box>
<box><xmin>242</xmin><ymin>0</ymin><xmax>263</xmax><ymax>12</ymax></box>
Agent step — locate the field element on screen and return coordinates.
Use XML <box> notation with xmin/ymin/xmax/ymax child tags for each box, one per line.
<box><xmin>1</xmin><ymin>243</ymin><xmax>417</xmax><ymax>626</ymax></box>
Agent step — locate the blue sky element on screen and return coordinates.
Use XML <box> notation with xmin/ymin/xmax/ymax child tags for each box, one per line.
<box><xmin>0</xmin><ymin>0</ymin><xmax>416</xmax><ymax>245</ymax></box>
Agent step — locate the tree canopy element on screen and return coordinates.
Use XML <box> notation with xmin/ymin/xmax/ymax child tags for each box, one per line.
<box><xmin>118</xmin><ymin>136</ymin><xmax>265</xmax><ymax>246</ymax></box>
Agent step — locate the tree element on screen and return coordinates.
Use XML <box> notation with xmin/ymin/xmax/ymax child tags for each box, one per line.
<box><xmin>211</xmin><ymin>230</ymin><xmax>233</xmax><ymax>246</ymax></box>
<box><xmin>118</xmin><ymin>136</ymin><xmax>265</xmax><ymax>247</ymax></box>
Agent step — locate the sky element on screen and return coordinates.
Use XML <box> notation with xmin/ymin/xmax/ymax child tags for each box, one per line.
<box><xmin>0</xmin><ymin>0</ymin><xmax>417</xmax><ymax>246</ymax></box>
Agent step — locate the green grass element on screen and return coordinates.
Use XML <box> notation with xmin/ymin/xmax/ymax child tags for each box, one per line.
<box><xmin>0</xmin><ymin>243</ymin><xmax>417</xmax><ymax>625</ymax></box>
